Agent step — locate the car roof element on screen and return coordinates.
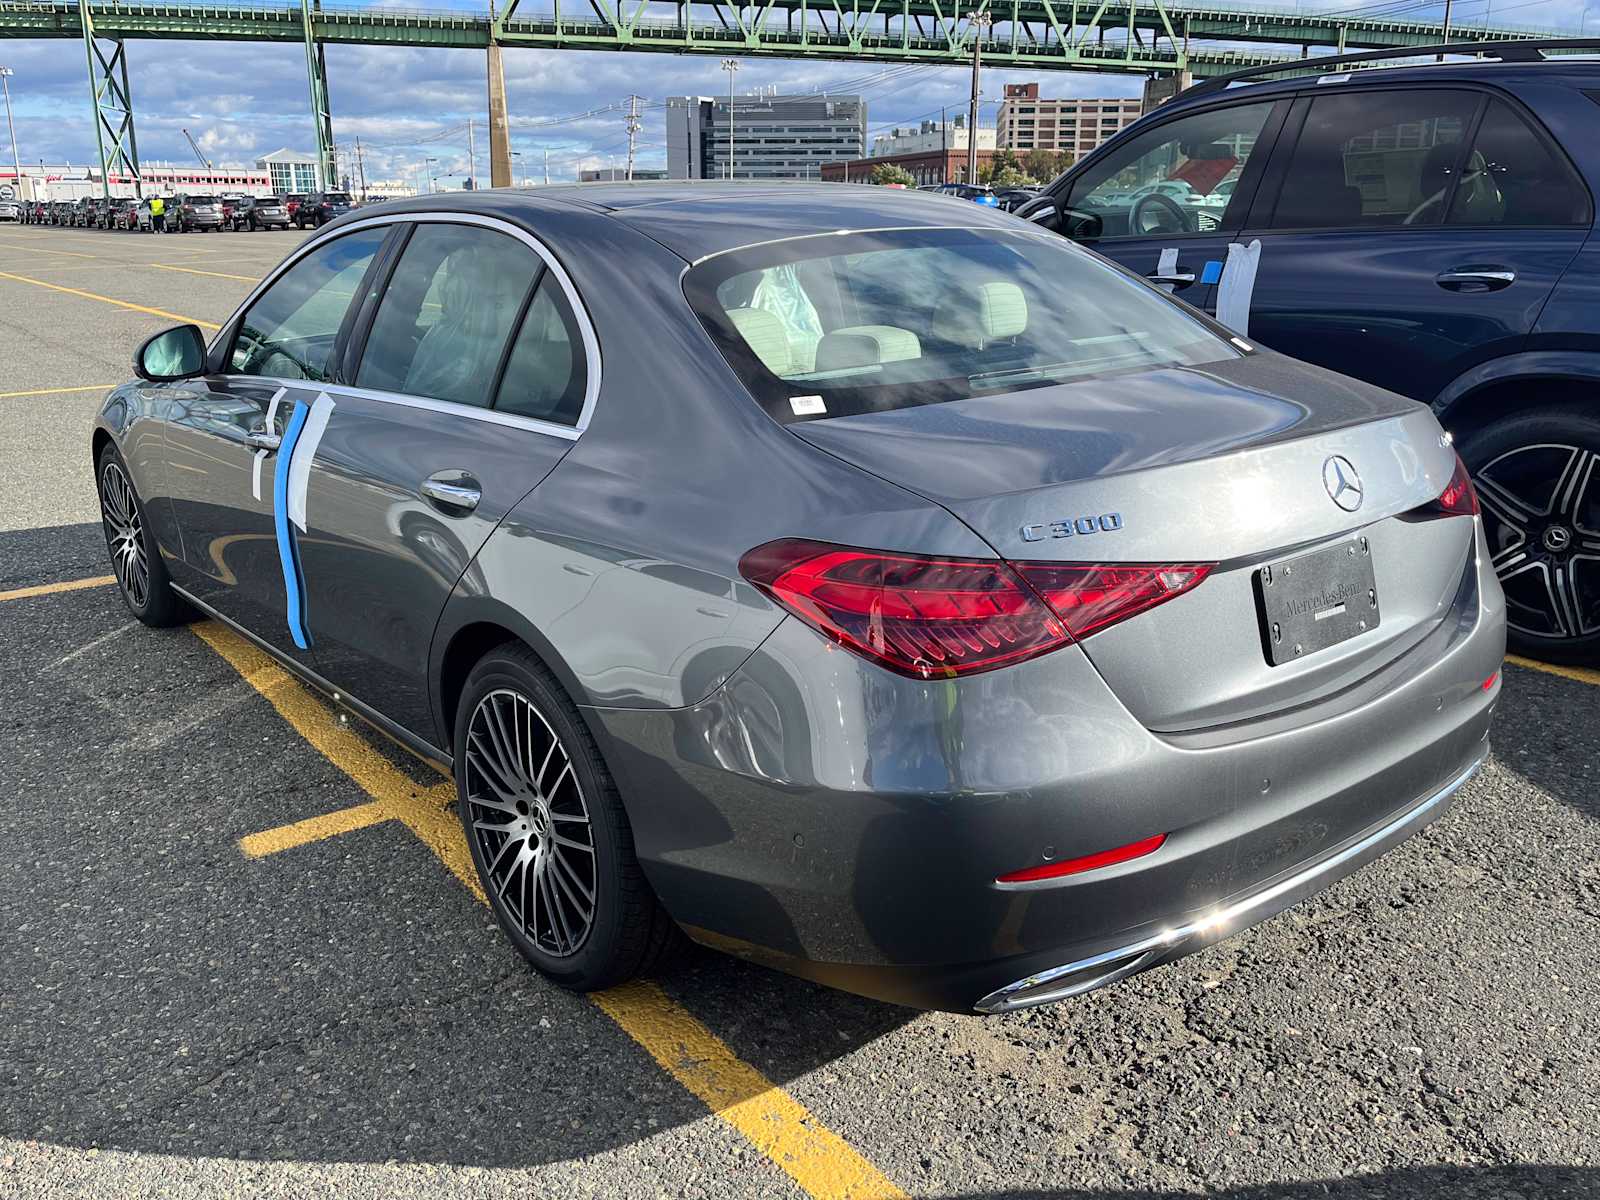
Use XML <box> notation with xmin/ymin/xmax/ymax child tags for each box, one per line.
<box><xmin>347</xmin><ymin>182</ymin><xmax>1029</xmax><ymax>263</ymax></box>
<box><xmin>1162</xmin><ymin>56</ymin><xmax>1600</xmax><ymax>117</ymax></box>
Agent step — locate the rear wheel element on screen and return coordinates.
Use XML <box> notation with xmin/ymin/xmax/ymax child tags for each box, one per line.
<box><xmin>96</xmin><ymin>443</ymin><xmax>193</xmax><ymax>628</ymax></box>
<box><xmin>454</xmin><ymin>643</ymin><xmax>682</xmax><ymax>991</ymax></box>
<box><xmin>1457</xmin><ymin>406</ymin><xmax>1600</xmax><ymax>665</ymax></box>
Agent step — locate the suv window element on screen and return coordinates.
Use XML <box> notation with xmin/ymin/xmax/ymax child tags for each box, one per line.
<box><xmin>1063</xmin><ymin>100</ymin><xmax>1275</xmax><ymax>238</ymax></box>
<box><xmin>1268</xmin><ymin>89</ymin><xmax>1478</xmax><ymax>230</ymax></box>
<box><xmin>230</xmin><ymin>227</ymin><xmax>387</xmax><ymax>381</ymax></box>
<box><xmin>185</xmin><ymin>195</ymin><xmax>218</xmax><ymax>205</ymax></box>
<box><xmin>355</xmin><ymin>223</ymin><xmax>538</xmax><ymax>408</ymax></box>
<box><xmin>495</xmin><ymin>277</ymin><xmax>588</xmax><ymax>426</ymax></box>
<box><xmin>1447</xmin><ymin>99</ymin><xmax>1590</xmax><ymax>227</ymax></box>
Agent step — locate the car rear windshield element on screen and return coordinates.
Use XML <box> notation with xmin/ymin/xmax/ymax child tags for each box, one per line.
<box><xmin>187</xmin><ymin>195</ymin><xmax>218</xmax><ymax>204</ymax></box>
<box><xmin>325</xmin><ymin>193</ymin><xmax>353</xmax><ymax>203</ymax></box>
<box><xmin>684</xmin><ymin>226</ymin><xmax>1236</xmax><ymax>423</ymax></box>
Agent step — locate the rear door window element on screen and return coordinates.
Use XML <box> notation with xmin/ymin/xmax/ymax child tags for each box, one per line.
<box><xmin>1447</xmin><ymin>99</ymin><xmax>1591</xmax><ymax>227</ymax></box>
<box><xmin>355</xmin><ymin>223</ymin><xmax>539</xmax><ymax>408</ymax></box>
<box><xmin>1266</xmin><ymin>89</ymin><xmax>1479</xmax><ymax>230</ymax></box>
<box><xmin>494</xmin><ymin>277</ymin><xmax>589</xmax><ymax>426</ymax></box>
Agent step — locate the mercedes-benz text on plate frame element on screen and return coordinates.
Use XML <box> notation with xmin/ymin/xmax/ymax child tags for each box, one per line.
<box><xmin>91</xmin><ymin>185</ymin><xmax>1506</xmax><ymax>1014</ymax></box>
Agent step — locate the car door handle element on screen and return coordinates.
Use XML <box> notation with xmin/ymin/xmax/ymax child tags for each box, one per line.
<box><xmin>1436</xmin><ymin>268</ymin><xmax>1515</xmax><ymax>292</ymax></box>
<box><xmin>243</xmin><ymin>430</ymin><xmax>281</xmax><ymax>452</ymax></box>
<box><xmin>420</xmin><ymin>476</ymin><xmax>482</xmax><ymax>514</ymax></box>
<box><xmin>1147</xmin><ymin>272</ymin><xmax>1196</xmax><ymax>287</ymax></box>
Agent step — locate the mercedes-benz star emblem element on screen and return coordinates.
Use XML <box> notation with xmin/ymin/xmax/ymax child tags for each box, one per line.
<box><xmin>1323</xmin><ymin>455</ymin><xmax>1363</xmax><ymax>512</ymax></box>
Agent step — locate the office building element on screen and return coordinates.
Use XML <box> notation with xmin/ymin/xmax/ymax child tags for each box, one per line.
<box><xmin>666</xmin><ymin>94</ymin><xmax>865</xmax><ymax>180</ymax></box>
<box><xmin>995</xmin><ymin>83</ymin><xmax>1142</xmax><ymax>157</ymax></box>
<box><xmin>256</xmin><ymin>149</ymin><xmax>322</xmax><ymax>195</ymax></box>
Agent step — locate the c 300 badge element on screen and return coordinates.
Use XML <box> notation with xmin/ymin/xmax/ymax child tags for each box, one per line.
<box><xmin>1020</xmin><ymin>512</ymin><xmax>1123</xmax><ymax>542</ymax></box>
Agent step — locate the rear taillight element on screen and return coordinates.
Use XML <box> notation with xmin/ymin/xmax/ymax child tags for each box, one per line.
<box><xmin>740</xmin><ymin>540</ymin><xmax>1214</xmax><ymax>679</ymax></box>
<box><xmin>1012</xmin><ymin>563</ymin><xmax>1213</xmax><ymax>640</ymax></box>
<box><xmin>1428</xmin><ymin>452</ymin><xmax>1479</xmax><ymax>517</ymax></box>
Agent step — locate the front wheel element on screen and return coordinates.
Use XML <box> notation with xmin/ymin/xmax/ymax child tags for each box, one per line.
<box><xmin>1457</xmin><ymin>406</ymin><xmax>1600</xmax><ymax>665</ymax></box>
<box><xmin>454</xmin><ymin>643</ymin><xmax>682</xmax><ymax>992</ymax></box>
<box><xmin>96</xmin><ymin>444</ymin><xmax>193</xmax><ymax>628</ymax></box>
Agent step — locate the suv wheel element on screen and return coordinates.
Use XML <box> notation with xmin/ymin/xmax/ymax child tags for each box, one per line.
<box><xmin>454</xmin><ymin>643</ymin><xmax>683</xmax><ymax>992</ymax></box>
<box><xmin>1457</xmin><ymin>407</ymin><xmax>1600</xmax><ymax>665</ymax></box>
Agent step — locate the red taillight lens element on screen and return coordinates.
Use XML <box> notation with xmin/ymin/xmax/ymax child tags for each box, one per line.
<box><xmin>741</xmin><ymin>540</ymin><xmax>1216</xmax><ymax>678</ymax></box>
<box><xmin>1014</xmin><ymin>562</ymin><xmax>1213</xmax><ymax>639</ymax></box>
<box><xmin>739</xmin><ymin>539</ymin><xmax>1071</xmax><ymax>679</ymax></box>
<box><xmin>1431</xmin><ymin>452</ymin><xmax>1479</xmax><ymax>517</ymax></box>
<box><xmin>997</xmin><ymin>832</ymin><xmax>1168</xmax><ymax>884</ymax></box>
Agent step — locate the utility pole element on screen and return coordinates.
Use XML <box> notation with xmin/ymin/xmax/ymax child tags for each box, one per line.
<box><xmin>720</xmin><ymin>59</ymin><xmax>739</xmax><ymax>180</ymax></box>
<box><xmin>543</xmin><ymin>147</ymin><xmax>549</xmax><ymax>184</ymax></box>
<box><xmin>354</xmin><ymin>135</ymin><xmax>367</xmax><ymax>199</ymax></box>
<box><xmin>1437</xmin><ymin>0</ymin><xmax>1453</xmax><ymax>59</ymax></box>
<box><xmin>467</xmin><ymin>117</ymin><xmax>478</xmax><ymax>189</ymax></box>
<box><xmin>624</xmin><ymin>93</ymin><xmax>641</xmax><ymax>181</ymax></box>
<box><xmin>0</xmin><ymin>68</ymin><xmax>21</xmax><ymax>200</ymax></box>
<box><xmin>965</xmin><ymin>9</ymin><xmax>991</xmax><ymax>186</ymax></box>
<box><xmin>486</xmin><ymin>0</ymin><xmax>512</xmax><ymax>187</ymax></box>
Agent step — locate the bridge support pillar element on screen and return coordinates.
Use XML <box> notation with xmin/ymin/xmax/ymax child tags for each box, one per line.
<box><xmin>79</xmin><ymin>0</ymin><xmax>142</xmax><ymax>200</ymax></box>
<box><xmin>302</xmin><ymin>0</ymin><xmax>337</xmax><ymax>190</ymax></box>
<box><xmin>487</xmin><ymin>40</ymin><xmax>512</xmax><ymax>187</ymax></box>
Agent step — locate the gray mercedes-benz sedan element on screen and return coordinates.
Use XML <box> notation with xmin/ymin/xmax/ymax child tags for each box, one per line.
<box><xmin>92</xmin><ymin>184</ymin><xmax>1504</xmax><ymax>1013</ymax></box>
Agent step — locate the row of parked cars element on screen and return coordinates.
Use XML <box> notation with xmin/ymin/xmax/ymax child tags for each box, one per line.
<box><xmin>13</xmin><ymin>191</ymin><xmax>358</xmax><ymax>231</ymax></box>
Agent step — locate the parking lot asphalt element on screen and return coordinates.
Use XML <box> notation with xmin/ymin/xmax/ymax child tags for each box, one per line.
<box><xmin>2</xmin><ymin>221</ymin><xmax>1599</xmax><ymax>1200</ymax></box>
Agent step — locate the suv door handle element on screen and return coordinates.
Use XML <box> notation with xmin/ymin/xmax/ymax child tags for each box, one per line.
<box><xmin>1436</xmin><ymin>268</ymin><xmax>1515</xmax><ymax>292</ymax></box>
<box><xmin>243</xmin><ymin>429</ymin><xmax>282</xmax><ymax>452</ymax></box>
<box><xmin>420</xmin><ymin>474</ymin><xmax>482</xmax><ymax>515</ymax></box>
<box><xmin>1147</xmin><ymin>272</ymin><xmax>1196</xmax><ymax>288</ymax></box>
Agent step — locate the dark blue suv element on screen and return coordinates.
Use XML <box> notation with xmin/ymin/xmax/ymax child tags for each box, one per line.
<box><xmin>1027</xmin><ymin>42</ymin><xmax>1600</xmax><ymax>664</ymax></box>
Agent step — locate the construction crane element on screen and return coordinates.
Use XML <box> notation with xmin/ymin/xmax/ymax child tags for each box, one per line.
<box><xmin>181</xmin><ymin>128</ymin><xmax>210</xmax><ymax>170</ymax></box>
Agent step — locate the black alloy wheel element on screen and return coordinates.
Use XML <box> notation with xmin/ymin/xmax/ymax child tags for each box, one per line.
<box><xmin>95</xmin><ymin>444</ymin><xmax>192</xmax><ymax>627</ymax></box>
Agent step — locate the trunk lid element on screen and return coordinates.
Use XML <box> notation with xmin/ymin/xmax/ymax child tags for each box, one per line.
<box><xmin>791</xmin><ymin>354</ymin><xmax>1474</xmax><ymax>731</ymax></box>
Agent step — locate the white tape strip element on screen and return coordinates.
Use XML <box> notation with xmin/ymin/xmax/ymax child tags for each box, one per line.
<box><xmin>1156</xmin><ymin>247</ymin><xmax>1180</xmax><ymax>293</ymax></box>
<box><xmin>287</xmin><ymin>391</ymin><xmax>335</xmax><ymax>534</ymax></box>
<box><xmin>1215</xmin><ymin>239</ymin><xmax>1262</xmax><ymax>337</ymax></box>
<box><xmin>253</xmin><ymin>387</ymin><xmax>288</xmax><ymax>503</ymax></box>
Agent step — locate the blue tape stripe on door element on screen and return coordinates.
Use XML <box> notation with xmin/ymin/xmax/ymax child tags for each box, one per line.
<box><xmin>273</xmin><ymin>401</ymin><xmax>312</xmax><ymax>650</ymax></box>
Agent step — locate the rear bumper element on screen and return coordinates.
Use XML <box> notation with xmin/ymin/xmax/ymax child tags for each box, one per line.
<box><xmin>589</xmin><ymin>527</ymin><xmax>1505</xmax><ymax>1012</ymax></box>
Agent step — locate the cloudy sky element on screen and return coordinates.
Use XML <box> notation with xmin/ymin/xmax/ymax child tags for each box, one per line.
<box><xmin>0</xmin><ymin>0</ymin><xmax>1590</xmax><ymax>187</ymax></box>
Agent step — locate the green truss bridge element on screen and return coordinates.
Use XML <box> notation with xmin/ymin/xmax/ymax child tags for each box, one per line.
<box><xmin>0</xmin><ymin>0</ymin><xmax>1565</xmax><ymax>201</ymax></box>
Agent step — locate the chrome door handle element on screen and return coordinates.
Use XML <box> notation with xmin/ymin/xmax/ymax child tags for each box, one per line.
<box><xmin>420</xmin><ymin>477</ymin><xmax>482</xmax><ymax>513</ymax></box>
<box><xmin>1436</xmin><ymin>268</ymin><xmax>1515</xmax><ymax>292</ymax></box>
<box><xmin>243</xmin><ymin>430</ymin><xmax>281</xmax><ymax>451</ymax></box>
<box><xmin>1147</xmin><ymin>272</ymin><xmax>1196</xmax><ymax>287</ymax></box>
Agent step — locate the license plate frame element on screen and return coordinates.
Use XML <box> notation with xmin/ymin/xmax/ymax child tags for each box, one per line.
<box><xmin>1255</xmin><ymin>537</ymin><xmax>1379</xmax><ymax>666</ymax></box>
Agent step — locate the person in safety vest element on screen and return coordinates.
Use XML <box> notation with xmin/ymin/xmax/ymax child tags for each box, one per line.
<box><xmin>149</xmin><ymin>195</ymin><xmax>166</xmax><ymax>234</ymax></box>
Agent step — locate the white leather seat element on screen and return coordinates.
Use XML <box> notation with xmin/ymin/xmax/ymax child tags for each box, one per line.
<box><xmin>812</xmin><ymin>325</ymin><xmax>922</xmax><ymax>374</ymax></box>
<box><xmin>930</xmin><ymin>281</ymin><xmax>1028</xmax><ymax>350</ymax></box>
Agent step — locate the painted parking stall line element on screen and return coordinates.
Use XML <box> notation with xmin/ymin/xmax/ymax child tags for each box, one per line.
<box><xmin>0</xmin><ymin>574</ymin><xmax>116</xmax><ymax>603</ymax></box>
<box><xmin>196</xmin><ymin>620</ymin><xmax>906</xmax><ymax>1200</ymax></box>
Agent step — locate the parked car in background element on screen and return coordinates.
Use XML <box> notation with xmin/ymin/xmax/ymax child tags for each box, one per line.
<box><xmin>283</xmin><ymin>193</ymin><xmax>308</xmax><ymax>223</ymax></box>
<box><xmin>1022</xmin><ymin>42</ymin><xmax>1600</xmax><ymax>663</ymax></box>
<box><xmin>294</xmin><ymin>191</ymin><xmax>356</xmax><ymax>228</ymax></box>
<box><xmin>933</xmin><ymin>182</ymin><xmax>1000</xmax><ymax>206</ymax></box>
<box><xmin>74</xmin><ymin>198</ymin><xmax>99</xmax><ymax>227</ymax></box>
<box><xmin>111</xmin><ymin>198</ymin><xmax>141</xmax><ymax>231</ymax></box>
<box><xmin>92</xmin><ymin>185</ymin><xmax>1502</xmax><ymax>1014</ymax></box>
<box><xmin>0</xmin><ymin>199</ymin><xmax>20</xmax><ymax>222</ymax></box>
<box><xmin>993</xmin><ymin>186</ymin><xmax>1041</xmax><ymax>212</ymax></box>
<box><xmin>229</xmin><ymin>194</ymin><xmax>291</xmax><ymax>231</ymax></box>
<box><xmin>27</xmin><ymin>200</ymin><xmax>49</xmax><ymax>224</ymax></box>
<box><xmin>219</xmin><ymin>193</ymin><xmax>248</xmax><ymax>227</ymax></box>
<box><xmin>172</xmin><ymin>194</ymin><xmax>224</xmax><ymax>232</ymax></box>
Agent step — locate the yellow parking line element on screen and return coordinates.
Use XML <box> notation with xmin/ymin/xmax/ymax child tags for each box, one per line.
<box><xmin>0</xmin><ymin>240</ymin><xmax>100</xmax><ymax>259</ymax></box>
<box><xmin>151</xmin><ymin>263</ymin><xmax>261</xmax><ymax>282</ymax></box>
<box><xmin>0</xmin><ymin>269</ymin><xmax>221</xmax><ymax>329</ymax></box>
<box><xmin>199</xmin><ymin>619</ymin><xmax>904</xmax><ymax>1200</ymax></box>
<box><xmin>1506</xmin><ymin>654</ymin><xmax>1600</xmax><ymax>689</ymax></box>
<box><xmin>0</xmin><ymin>574</ymin><xmax>116</xmax><ymax>603</ymax></box>
<box><xmin>0</xmin><ymin>384</ymin><xmax>113</xmax><ymax>399</ymax></box>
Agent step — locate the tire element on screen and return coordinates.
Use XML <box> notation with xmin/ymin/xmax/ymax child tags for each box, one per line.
<box><xmin>1456</xmin><ymin>405</ymin><xmax>1600</xmax><ymax>665</ymax></box>
<box><xmin>454</xmin><ymin>642</ymin><xmax>682</xmax><ymax>991</ymax></box>
<box><xmin>95</xmin><ymin>443</ymin><xmax>194</xmax><ymax>628</ymax></box>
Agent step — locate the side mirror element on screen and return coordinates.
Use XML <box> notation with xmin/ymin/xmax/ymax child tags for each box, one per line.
<box><xmin>134</xmin><ymin>324</ymin><xmax>207</xmax><ymax>383</ymax></box>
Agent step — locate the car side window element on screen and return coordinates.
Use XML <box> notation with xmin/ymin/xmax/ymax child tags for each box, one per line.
<box><xmin>1063</xmin><ymin>101</ymin><xmax>1275</xmax><ymax>239</ymax></box>
<box><xmin>355</xmin><ymin>223</ymin><xmax>539</xmax><ymax>409</ymax></box>
<box><xmin>230</xmin><ymin>226</ymin><xmax>387</xmax><ymax>382</ymax></box>
<box><xmin>1447</xmin><ymin>99</ymin><xmax>1591</xmax><ymax>228</ymax></box>
<box><xmin>494</xmin><ymin>276</ymin><xmax>589</xmax><ymax>426</ymax></box>
<box><xmin>1268</xmin><ymin>89</ymin><xmax>1479</xmax><ymax>230</ymax></box>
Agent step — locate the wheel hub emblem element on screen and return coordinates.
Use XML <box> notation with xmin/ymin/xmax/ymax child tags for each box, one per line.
<box><xmin>529</xmin><ymin>805</ymin><xmax>551</xmax><ymax>840</ymax></box>
<box><xmin>1543</xmin><ymin>525</ymin><xmax>1573</xmax><ymax>553</ymax></box>
<box><xmin>1322</xmin><ymin>456</ymin><xmax>1364</xmax><ymax>512</ymax></box>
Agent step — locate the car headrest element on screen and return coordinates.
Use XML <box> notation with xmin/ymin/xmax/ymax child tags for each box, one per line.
<box><xmin>813</xmin><ymin>325</ymin><xmax>922</xmax><ymax>374</ymax></box>
<box><xmin>727</xmin><ymin>307</ymin><xmax>793</xmax><ymax>377</ymax></box>
<box><xmin>931</xmin><ymin>281</ymin><xmax>1029</xmax><ymax>349</ymax></box>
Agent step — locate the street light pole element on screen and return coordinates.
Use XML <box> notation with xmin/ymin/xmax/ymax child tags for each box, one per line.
<box><xmin>0</xmin><ymin>68</ymin><xmax>21</xmax><ymax>201</ymax></box>
<box><xmin>720</xmin><ymin>59</ymin><xmax>739</xmax><ymax>180</ymax></box>
<box><xmin>965</xmin><ymin>10</ymin><xmax>991</xmax><ymax>186</ymax></box>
